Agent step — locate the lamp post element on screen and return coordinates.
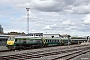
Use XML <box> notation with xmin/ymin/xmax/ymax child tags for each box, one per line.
<box><xmin>26</xmin><ymin>8</ymin><xmax>30</xmax><ymax>35</ymax></box>
<box><xmin>87</xmin><ymin>36</ymin><xmax>89</xmax><ymax>43</ymax></box>
<box><xmin>67</xmin><ymin>35</ymin><xmax>71</xmax><ymax>46</ymax></box>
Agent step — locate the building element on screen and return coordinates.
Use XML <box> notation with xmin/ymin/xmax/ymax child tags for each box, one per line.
<box><xmin>60</xmin><ymin>34</ymin><xmax>71</xmax><ymax>38</ymax></box>
<box><xmin>0</xmin><ymin>25</ymin><xmax>3</xmax><ymax>34</ymax></box>
<box><xmin>28</xmin><ymin>33</ymin><xmax>43</xmax><ymax>37</ymax></box>
<box><xmin>28</xmin><ymin>33</ymin><xmax>61</xmax><ymax>38</ymax></box>
<box><xmin>27</xmin><ymin>33</ymin><xmax>61</xmax><ymax>38</ymax></box>
<box><xmin>0</xmin><ymin>35</ymin><xmax>9</xmax><ymax>46</ymax></box>
<box><xmin>43</xmin><ymin>34</ymin><xmax>61</xmax><ymax>38</ymax></box>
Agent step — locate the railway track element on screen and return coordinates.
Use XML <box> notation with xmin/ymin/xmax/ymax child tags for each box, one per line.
<box><xmin>53</xmin><ymin>48</ymin><xmax>90</xmax><ymax>60</ymax></box>
<box><xmin>0</xmin><ymin>44</ymin><xmax>90</xmax><ymax>60</ymax></box>
<box><xmin>0</xmin><ymin>44</ymin><xmax>88</xmax><ymax>53</ymax></box>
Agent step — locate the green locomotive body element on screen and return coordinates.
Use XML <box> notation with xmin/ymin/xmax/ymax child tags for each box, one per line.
<box><xmin>15</xmin><ymin>36</ymin><xmax>43</xmax><ymax>49</ymax></box>
<box><xmin>6</xmin><ymin>36</ymin><xmax>43</xmax><ymax>49</ymax></box>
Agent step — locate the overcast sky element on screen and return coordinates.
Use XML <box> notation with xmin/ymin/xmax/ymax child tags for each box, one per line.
<box><xmin>0</xmin><ymin>0</ymin><xmax>90</xmax><ymax>36</ymax></box>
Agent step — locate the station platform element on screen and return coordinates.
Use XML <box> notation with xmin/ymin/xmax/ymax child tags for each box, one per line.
<box><xmin>0</xmin><ymin>46</ymin><xmax>8</xmax><ymax>51</ymax></box>
<box><xmin>80</xmin><ymin>42</ymin><xmax>90</xmax><ymax>45</ymax></box>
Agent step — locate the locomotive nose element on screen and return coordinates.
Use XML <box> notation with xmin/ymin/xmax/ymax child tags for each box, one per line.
<box><xmin>7</xmin><ymin>40</ymin><xmax>14</xmax><ymax>45</ymax></box>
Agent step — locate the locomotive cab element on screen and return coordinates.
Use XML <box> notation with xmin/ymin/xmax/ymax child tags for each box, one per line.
<box><xmin>6</xmin><ymin>36</ymin><xmax>15</xmax><ymax>49</ymax></box>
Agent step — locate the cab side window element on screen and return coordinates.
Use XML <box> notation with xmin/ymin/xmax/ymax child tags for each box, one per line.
<box><xmin>15</xmin><ymin>39</ymin><xmax>17</xmax><ymax>42</ymax></box>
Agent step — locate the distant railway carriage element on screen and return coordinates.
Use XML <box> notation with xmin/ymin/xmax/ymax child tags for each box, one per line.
<box><xmin>71</xmin><ymin>39</ymin><xmax>87</xmax><ymax>44</ymax></box>
<box><xmin>61</xmin><ymin>38</ymin><xmax>71</xmax><ymax>45</ymax></box>
<box><xmin>42</xmin><ymin>37</ymin><xmax>62</xmax><ymax>46</ymax></box>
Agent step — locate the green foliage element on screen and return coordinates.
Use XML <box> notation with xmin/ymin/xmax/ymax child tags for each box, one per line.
<box><xmin>0</xmin><ymin>31</ymin><xmax>3</xmax><ymax>34</ymax></box>
<box><xmin>71</xmin><ymin>36</ymin><xmax>86</xmax><ymax>39</ymax></box>
<box><xmin>7</xmin><ymin>31</ymin><xmax>25</xmax><ymax>35</ymax></box>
